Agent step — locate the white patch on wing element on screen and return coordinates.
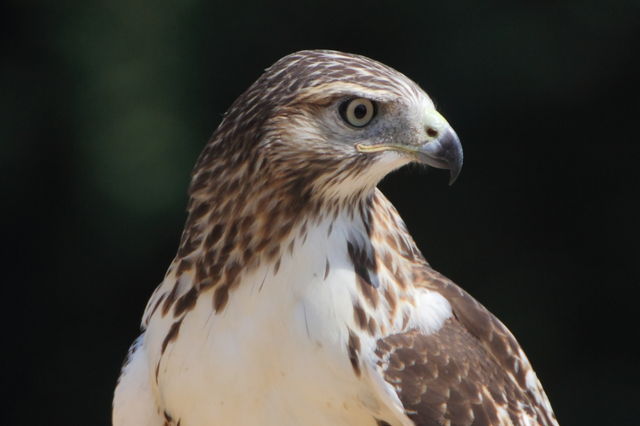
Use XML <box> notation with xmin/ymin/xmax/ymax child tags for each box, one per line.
<box><xmin>517</xmin><ymin>401</ymin><xmax>539</xmax><ymax>426</ymax></box>
<box><xmin>525</xmin><ymin>368</ymin><xmax>538</xmax><ymax>392</ymax></box>
<box><xmin>407</xmin><ymin>290</ymin><xmax>452</xmax><ymax>335</ymax></box>
<box><xmin>519</xmin><ymin>346</ymin><xmax>555</xmax><ymax>415</ymax></box>
<box><xmin>495</xmin><ymin>403</ymin><xmax>513</xmax><ymax>425</ymax></box>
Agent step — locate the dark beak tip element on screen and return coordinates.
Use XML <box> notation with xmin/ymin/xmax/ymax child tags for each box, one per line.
<box><xmin>448</xmin><ymin>171</ymin><xmax>460</xmax><ymax>185</ymax></box>
<box><xmin>448</xmin><ymin>158</ymin><xmax>463</xmax><ymax>185</ymax></box>
<box><xmin>417</xmin><ymin>127</ymin><xmax>464</xmax><ymax>185</ymax></box>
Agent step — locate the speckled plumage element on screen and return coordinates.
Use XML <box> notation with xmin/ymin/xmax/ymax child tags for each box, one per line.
<box><xmin>113</xmin><ymin>50</ymin><xmax>557</xmax><ymax>426</ymax></box>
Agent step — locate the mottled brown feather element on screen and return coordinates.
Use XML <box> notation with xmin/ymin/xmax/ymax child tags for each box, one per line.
<box><xmin>375</xmin><ymin>268</ymin><xmax>557</xmax><ymax>425</ymax></box>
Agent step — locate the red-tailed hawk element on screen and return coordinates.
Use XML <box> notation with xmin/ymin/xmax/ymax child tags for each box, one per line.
<box><xmin>113</xmin><ymin>50</ymin><xmax>557</xmax><ymax>426</ymax></box>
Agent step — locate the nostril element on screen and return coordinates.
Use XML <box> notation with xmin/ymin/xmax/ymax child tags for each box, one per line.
<box><xmin>426</xmin><ymin>127</ymin><xmax>439</xmax><ymax>138</ymax></box>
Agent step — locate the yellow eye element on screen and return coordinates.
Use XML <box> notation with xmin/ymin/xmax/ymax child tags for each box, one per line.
<box><xmin>339</xmin><ymin>98</ymin><xmax>376</xmax><ymax>127</ymax></box>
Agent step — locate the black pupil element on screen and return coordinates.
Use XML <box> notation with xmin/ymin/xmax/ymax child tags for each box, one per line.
<box><xmin>353</xmin><ymin>103</ymin><xmax>367</xmax><ymax>119</ymax></box>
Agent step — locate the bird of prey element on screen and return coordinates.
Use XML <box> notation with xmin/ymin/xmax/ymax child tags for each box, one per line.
<box><xmin>113</xmin><ymin>50</ymin><xmax>557</xmax><ymax>426</ymax></box>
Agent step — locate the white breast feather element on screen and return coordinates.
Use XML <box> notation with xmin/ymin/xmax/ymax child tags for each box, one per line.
<box><xmin>122</xmin><ymin>213</ymin><xmax>414</xmax><ymax>425</ymax></box>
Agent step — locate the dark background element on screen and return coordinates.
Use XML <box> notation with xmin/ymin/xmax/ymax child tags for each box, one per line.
<box><xmin>3</xmin><ymin>1</ymin><xmax>639</xmax><ymax>425</ymax></box>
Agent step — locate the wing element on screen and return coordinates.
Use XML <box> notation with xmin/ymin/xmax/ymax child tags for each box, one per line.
<box><xmin>374</xmin><ymin>269</ymin><xmax>558</xmax><ymax>426</ymax></box>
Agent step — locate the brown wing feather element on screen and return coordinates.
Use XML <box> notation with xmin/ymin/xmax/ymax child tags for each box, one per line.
<box><xmin>376</xmin><ymin>268</ymin><xmax>557</xmax><ymax>426</ymax></box>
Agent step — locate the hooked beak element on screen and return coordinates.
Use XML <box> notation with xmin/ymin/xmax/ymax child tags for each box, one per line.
<box><xmin>356</xmin><ymin>126</ymin><xmax>464</xmax><ymax>185</ymax></box>
<box><xmin>416</xmin><ymin>127</ymin><xmax>463</xmax><ymax>185</ymax></box>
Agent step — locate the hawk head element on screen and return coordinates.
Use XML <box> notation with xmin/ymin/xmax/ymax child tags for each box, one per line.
<box><xmin>191</xmin><ymin>50</ymin><xmax>462</xmax><ymax>207</ymax></box>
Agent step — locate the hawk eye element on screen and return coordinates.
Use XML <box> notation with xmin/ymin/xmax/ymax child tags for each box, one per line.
<box><xmin>339</xmin><ymin>98</ymin><xmax>376</xmax><ymax>127</ymax></box>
